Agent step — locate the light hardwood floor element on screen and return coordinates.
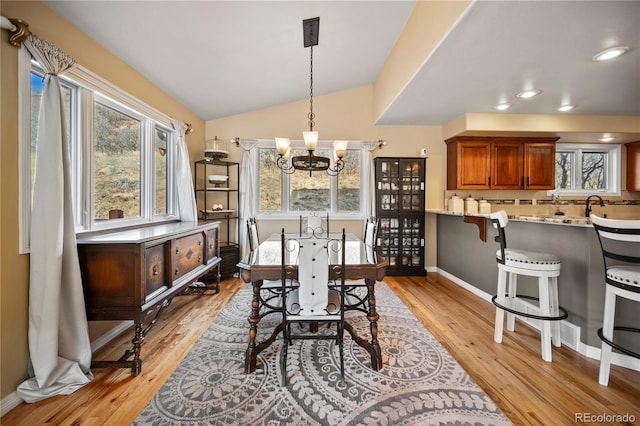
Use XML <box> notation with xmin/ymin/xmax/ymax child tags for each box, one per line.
<box><xmin>2</xmin><ymin>274</ymin><xmax>639</xmax><ymax>425</ymax></box>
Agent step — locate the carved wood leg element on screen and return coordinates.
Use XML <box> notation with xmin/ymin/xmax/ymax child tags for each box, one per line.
<box><xmin>245</xmin><ymin>280</ymin><xmax>262</xmax><ymax>373</ymax></box>
<box><xmin>366</xmin><ymin>278</ymin><xmax>382</xmax><ymax>370</ymax></box>
<box><xmin>130</xmin><ymin>322</ymin><xmax>144</xmax><ymax>376</ymax></box>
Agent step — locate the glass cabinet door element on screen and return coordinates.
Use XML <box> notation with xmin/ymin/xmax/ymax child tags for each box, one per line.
<box><xmin>377</xmin><ymin>217</ymin><xmax>399</xmax><ymax>267</ymax></box>
<box><xmin>399</xmin><ymin>159</ymin><xmax>425</xmax><ymax>213</ymax></box>
<box><xmin>376</xmin><ymin>159</ymin><xmax>400</xmax><ymax>212</ymax></box>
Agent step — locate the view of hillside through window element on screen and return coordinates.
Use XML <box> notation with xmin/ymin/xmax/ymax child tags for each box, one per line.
<box><xmin>93</xmin><ymin>102</ymin><xmax>141</xmax><ymax>219</ymax></box>
<box><xmin>258</xmin><ymin>148</ymin><xmax>361</xmax><ymax>213</ymax></box>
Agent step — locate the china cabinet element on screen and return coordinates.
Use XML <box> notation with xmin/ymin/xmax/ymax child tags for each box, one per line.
<box><xmin>374</xmin><ymin>157</ymin><xmax>426</xmax><ymax>276</ymax></box>
<box><xmin>194</xmin><ymin>159</ymin><xmax>240</xmax><ymax>278</ymax></box>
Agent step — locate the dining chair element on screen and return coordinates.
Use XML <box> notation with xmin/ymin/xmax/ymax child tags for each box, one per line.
<box><xmin>279</xmin><ymin>228</ymin><xmax>346</xmax><ymax>386</ymax></box>
<box><xmin>590</xmin><ymin>215</ymin><xmax>640</xmax><ymax>386</ymax></box>
<box><xmin>364</xmin><ymin>217</ymin><xmax>379</xmax><ymax>248</ymax></box>
<box><xmin>247</xmin><ymin>217</ymin><xmax>259</xmax><ymax>252</ymax></box>
<box><xmin>247</xmin><ymin>218</ymin><xmax>288</xmax><ymax>313</ymax></box>
<box><xmin>300</xmin><ymin>213</ymin><xmax>329</xmax><ymax>237</ymax></box>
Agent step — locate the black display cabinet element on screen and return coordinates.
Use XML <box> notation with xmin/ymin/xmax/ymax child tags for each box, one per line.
<box><xmin>374</xmin><ymin>157</ymin><xmax>426</xmax><ymax>276</ymax></box>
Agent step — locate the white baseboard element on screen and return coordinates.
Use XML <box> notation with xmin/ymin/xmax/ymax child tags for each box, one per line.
<box><xmin>1</xmin><ymin>392</ymin><xmax>23</xmax><ymax>417</ymax></box>
<box><xmin>1</xmin><ymin>321</ymin><xmax>133</xmax><ymax>416</ymax></box>
<box><xmin>436</xmin><ymin>267</ymin><xmax>639</xmax><ymax>373</ymax></box>
<box><xmin>90</xmin><ymin>321</ymin><xmax>133</xmax><ymax>352</ymax></box>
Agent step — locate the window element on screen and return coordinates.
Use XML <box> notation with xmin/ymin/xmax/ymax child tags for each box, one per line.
<box><xmin>19</xmin><ymin>49</ymin><xmax>178</xmax><ymax>252</ymax></box>
<box><xmin>553</xmin><ymin>143</ymin><xmax>621</xmax><ymax>196</ymax></box>
<box><xmin>256</xmin><ymin>141</ymin><xmax>365</xmax><ymax>218</ymax></box>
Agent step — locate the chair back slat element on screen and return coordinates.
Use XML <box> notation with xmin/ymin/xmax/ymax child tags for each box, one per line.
<box><xmin>591</xmin><ymin>215</ymin><xmax>640</xmax><ymax>270</ymax></box>
<box><xmin>297</xmin><ymin>237</ymin><xmax>329</xmax><ymax>315</ymax></box>
<box><xmin>247</xmin><ymin>218</ymin><xmax>259</xmax><ymax>252</ymax></box>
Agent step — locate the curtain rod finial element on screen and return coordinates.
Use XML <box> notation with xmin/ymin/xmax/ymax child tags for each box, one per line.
<box><xmin>233</xmin><ymin>137</ymin><xmax>240</xmax><ymax>147</ymax></box>
<box><xmin>184</xmin><ymin>123</ymin><xmax>193</xmax><ymax>134</ymax></box>
<box><xmin>7</xmin><ymin>18</ymin><xmax>30</xmax><ymax>47</ymax></box>
<box><xmin>378</xmin><ymin>139</ymin><xmax>386</xmax><ymax>149</ymax></box>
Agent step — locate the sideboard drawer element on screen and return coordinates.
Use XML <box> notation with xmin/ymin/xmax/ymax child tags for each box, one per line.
<box><xmin>145</xmin><ymin>243</ymin><xmax>167</xmax><ymax>301</ymax></box>
<box><xmin>172</xmin><ymin>232</ymin><xmax>205</xmax><ymax>280</ymax></box>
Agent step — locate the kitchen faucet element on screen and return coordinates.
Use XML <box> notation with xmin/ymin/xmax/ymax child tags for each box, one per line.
<box><xmin>585</xmin><ymin>195</ymin><xmax>605</xmax><ymax>218</ymax></box>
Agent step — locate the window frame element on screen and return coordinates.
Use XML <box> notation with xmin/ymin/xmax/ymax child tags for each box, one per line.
<box><xmin>18</xmin><ymin>48</ymin><xmax>179</xmax><ymax>253</ymax></box>
<box><xmin>550</xmin><ymin>143</ymin><xmax>621</xmax><ymax>197</ymax></box>
<box><xmin>254</xmin><ymin>139</ymin><xmax>368</xmax><ymax>220</ymax></box>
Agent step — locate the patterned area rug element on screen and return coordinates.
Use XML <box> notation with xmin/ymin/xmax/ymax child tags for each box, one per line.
<box><xmin>134</xmin><ymin>282</ymin><xmax>510</xmax><ymax>425</ymax></box>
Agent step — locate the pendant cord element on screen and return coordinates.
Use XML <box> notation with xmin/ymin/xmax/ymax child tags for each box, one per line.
<box><xmin>308</xmin><ymin>46</ymin><xmax>314</xmax><ymax>132</ymax></box>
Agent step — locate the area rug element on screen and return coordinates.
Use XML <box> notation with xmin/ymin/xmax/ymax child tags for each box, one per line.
<box><xmin>134</xmin><ymin>282</ymin><xmax>510</xmax><ymax>425</ymax></box>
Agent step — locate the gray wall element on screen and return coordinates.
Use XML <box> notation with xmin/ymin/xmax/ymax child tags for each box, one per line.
<box><xmin>436</xmin><ymin>214</ymin><xmax>638</xmax><ymax>351</ymax></box>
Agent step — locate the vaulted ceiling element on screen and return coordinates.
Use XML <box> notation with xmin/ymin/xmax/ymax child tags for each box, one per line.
<box><xmin>45</xmin><ymin>1</ymin><xmax>639</xmax><ymax>140</ymax></box>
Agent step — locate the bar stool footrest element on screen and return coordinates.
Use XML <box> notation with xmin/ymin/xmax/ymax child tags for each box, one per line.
<box><xmin>492</xmin><ymin>294</ymin><xmax>568</xmax><ymax>321</ymax></box>
<box><xmin>597</xmin><ymin>327</ymin><xmax>640</xmax><ymax>359</ymax></box>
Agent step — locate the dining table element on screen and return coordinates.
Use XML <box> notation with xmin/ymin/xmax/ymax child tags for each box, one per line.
<box><xmin>237</xmin><ymin>232</ymin><xmax>388</xmax><ymax>374</ymax></box>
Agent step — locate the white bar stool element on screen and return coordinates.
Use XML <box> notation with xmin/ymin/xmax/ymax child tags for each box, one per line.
<box><xmin>489</xmin><ymin>211</ymin><xmax>568</xmax><ymax>362</ymax></box>
<box><xmin>590</xmin><ymin>215</ymin><xmax>640</xmax><ymax>386</ymax></box>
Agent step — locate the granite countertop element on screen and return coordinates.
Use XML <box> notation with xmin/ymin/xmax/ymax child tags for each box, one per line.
<box><xmin>425</xmin><ymin>209</ymin><xmax>592</xmax><ymax>227</ymax></box>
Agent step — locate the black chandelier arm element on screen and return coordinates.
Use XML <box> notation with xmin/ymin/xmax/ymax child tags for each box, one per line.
<box><xmin>326</xmin><ymin>158</ymin><xmax>345</xmax><ymax>176</ymax></box>
<box><xmin>276</xmin><ymin>155</ymin><xmax>296</xmax><ymax>174</ymax></box>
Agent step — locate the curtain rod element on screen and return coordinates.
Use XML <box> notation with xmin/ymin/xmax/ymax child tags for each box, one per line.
<box><xmin>0</xmin><ymin>15</ymin><xmax>30</xmax><ymax>47</ymax></box>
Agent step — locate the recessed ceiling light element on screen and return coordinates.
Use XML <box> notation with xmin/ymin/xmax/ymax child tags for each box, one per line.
<box><xmin>599</xmin><ymin>135</ymin><xmax>615</xmax><ymax>142</ymax></box>
<box><xmin>516</xmin><ymin>89</ymin><xmax>541</xmax><ymax>99</ymax></box>
<box><xmin>592</xmin><ymin>46</ymin><xmax>630</xmax><ymax>62</ymax></box>
<box><xmin>557</xmin><ymin>104</ymin><xmax>575</xmax><ymax>112</ymax></box>
<box><xmin>494</xmin><ymin>103</ymin><xmax>512</xmax><ymax>111</ymax></box>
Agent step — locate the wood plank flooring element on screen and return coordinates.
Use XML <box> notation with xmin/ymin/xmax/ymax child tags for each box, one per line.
<box><xmin>2</xmin><ymin>274</ymin><xmax>638</xmax><ymax>425</ymax></box>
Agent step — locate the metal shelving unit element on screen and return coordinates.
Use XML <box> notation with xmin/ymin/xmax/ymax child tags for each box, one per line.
<box><xmin>194</xmin><ymin>159</ymin><xmax>239</xmax><ymax>279</ymax></box>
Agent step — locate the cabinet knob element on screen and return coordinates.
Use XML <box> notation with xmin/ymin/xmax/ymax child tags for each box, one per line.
<box><xmin>175</xmin><ymin>248</ymin><xmax>179</xmax><ymax>255</ymax></box>
<box><xmin>198</xmin><ymin>255</ymin><xmax>202</xmax><ymax>263</ymax></box>
<box><xmin>175</xmin><ymin>268</ymin><xmax>179</xmax><ymax>275</ymax></box>
<box><xmin>152</xmin><ymin>265</ymin><xmax>158</xmax><ymax>275</ymax></box>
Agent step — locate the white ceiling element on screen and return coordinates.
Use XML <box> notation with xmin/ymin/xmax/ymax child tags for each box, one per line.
<box><xmin>45</xmin><ymin>1</ymin><xmax>639</xmax><ymax>134</ymax></box>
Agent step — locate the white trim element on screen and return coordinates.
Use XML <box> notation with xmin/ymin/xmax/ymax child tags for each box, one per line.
<box><xmin>551</xmin><ymin>143</ymin><xmax>621</xmax><ymax>196</ymax></box>
<box><xmin>89</xmin><ymin>321</ymin><xmax>133</xmax><ymax>353</ymax></box>
<box><xmin>67</xmin><ymin>65</ymin><xmax>172</xmax><ymax>128</ymax></box>
<box><xmin>17</xmin><ymin>47</ymin><xmax>32</xmax><ymax>253</ymax></box>
<box><xmin>436</xmin><ymin>267</ymin><xmax>640</xmax><ymax>372</ymax></box>
<box><xmin>0</xmin><ymin>392</ymin><xmax>23</xmax><ymax>417</ymax></box>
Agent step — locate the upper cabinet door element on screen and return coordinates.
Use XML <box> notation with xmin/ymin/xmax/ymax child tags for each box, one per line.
<box><xmin>525</xmin><ymin>143</ymin><xmax>556</xmax><ymax>189</ymax></box>
<box><xmin>491</xmin><ymin>142</ymin><xmax>524</xmax><ymax>189</ymax></box>
<box><xmin>448</xmin><ymin>141</ymin><xmax>491</xmax><ymax>189</ymax></box>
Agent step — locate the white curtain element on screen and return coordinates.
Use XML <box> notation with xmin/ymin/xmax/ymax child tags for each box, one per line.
<box><xmin>171</xmin><ymin>119</ymin><xmax>198</xmax><ymax>222</ymax></box>
<box><xmin>362</xmin><ymin>141</ymin><xmax>379</xmax><ymax>220</ymax></box>
<box><xmin>238</xmin><ymin>139</ymin><xmax>259</xmax><ymax>260</ymax></box>
<box><xmin>17</xmin><ymin>34</ymin><xmax>93</xmax><ymax>403</ymax></box>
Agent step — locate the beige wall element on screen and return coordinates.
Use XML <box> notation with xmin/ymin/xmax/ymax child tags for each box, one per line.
<box><xmin>0</xmin><ymin>1</ymin><xmax>205</xmax><ymax>401</ymax></box>
<box><xmin>205</xmin><ymin>84</ymin><xmax>446</xmax><ymax>266</ymax></box>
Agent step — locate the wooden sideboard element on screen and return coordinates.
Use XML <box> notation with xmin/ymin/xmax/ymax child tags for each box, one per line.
<box><xmin>77</xmin><ymin>221</ymin><xmax>222</xmax><ymax>375</ymax></box>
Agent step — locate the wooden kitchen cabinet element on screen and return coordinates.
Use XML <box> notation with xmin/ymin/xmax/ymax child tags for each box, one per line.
<box><xmin>77</xmin><ymin>221</ymin><xmax>221</xmax><ymax>375</ymax></box>
<box><xmin>445</xmin><ymin>136</ymin><xmax>558</xmax><ymax>190</ymax></box>
<box><xmin>626</xmin><ymin>141</ymin><xmax>640</xmax><ymax>191</ymax></box>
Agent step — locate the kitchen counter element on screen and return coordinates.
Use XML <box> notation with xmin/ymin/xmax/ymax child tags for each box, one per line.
<box><xmin>431</xmin><ymin>212</ymin><xmax>639</xmax><ymax>364</ymax></box>
<box><xmin>426</xmin><ymin>209</ymin><xmax>592</xmax><ymax>226</ymax></box>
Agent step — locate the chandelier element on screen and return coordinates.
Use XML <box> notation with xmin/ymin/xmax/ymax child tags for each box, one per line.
<box><xmin>275</xmin><ymin>17</ymin><xmax>348</xmax><ymax>176</ymax></box>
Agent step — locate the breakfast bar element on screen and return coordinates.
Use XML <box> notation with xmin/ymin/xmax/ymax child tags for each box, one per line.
<box><xmin>430</xmin><ymin>211</ymin><xmax>639</xmax><ymax>355</ymax></box>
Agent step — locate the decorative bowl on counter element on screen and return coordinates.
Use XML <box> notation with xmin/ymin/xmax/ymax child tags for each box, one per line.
<box><xmin>208</xmin><ymin>175</ymin><xmax>229</xmax><ymax>186</ymax></box>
